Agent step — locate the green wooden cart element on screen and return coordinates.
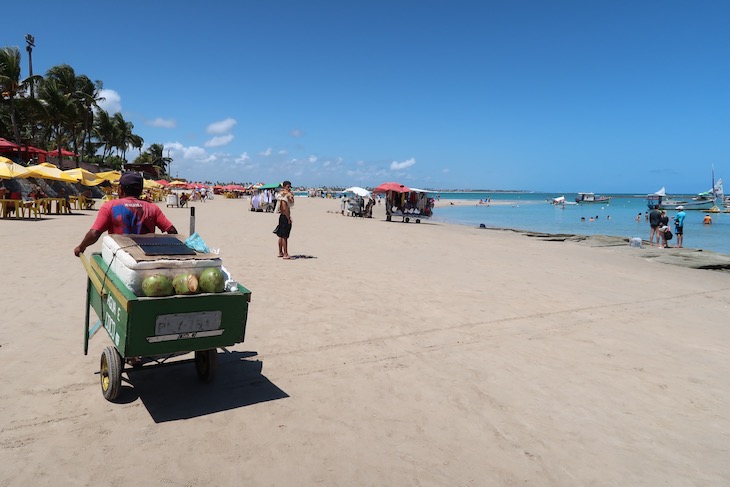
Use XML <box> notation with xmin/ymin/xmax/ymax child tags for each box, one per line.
<box><xmin>81</xmin><ymin>253</ymin><xmax>251</xmax><ymax>401</ymax></box>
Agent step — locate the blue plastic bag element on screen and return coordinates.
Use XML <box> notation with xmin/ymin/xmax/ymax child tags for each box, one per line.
<box><xmin>184</xmin><ymin>232</ymin><xmax>210</xmax><ymax>253</ymax></box>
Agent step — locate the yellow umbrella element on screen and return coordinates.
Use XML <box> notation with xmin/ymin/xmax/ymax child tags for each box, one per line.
<box><xmin>25</xmin><ymin>162</ymin><xmax>78</xmax><ymax>182</ymax></box>
<box><xmin>62</xmin><ymin>168</ymin><xmax>105</xmax><ymax>186</ymax></box>
<box><xmin>143</xmin><ymin>179</ymin><xmax>162</xmax><ymax>189</ymax></box>
<box><xmin>95</xmin><ymin>170</ymin><xmax>122</xmax><ymax>182</ymax></box>
<box><xmin>0</xmin><ymin>156</ymin><xmax>31</xmax><ymax>179</ymax></box>
<box><xmin>169</xmin><ymin>180</ymin><xmax>188</xmax><ymax>187</ymax></box>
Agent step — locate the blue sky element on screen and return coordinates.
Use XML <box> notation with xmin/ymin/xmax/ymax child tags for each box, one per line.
<box><xmin>3</xmin><ymin>1</ymin><xmax>729</xmax><ymax>192</ymax></box>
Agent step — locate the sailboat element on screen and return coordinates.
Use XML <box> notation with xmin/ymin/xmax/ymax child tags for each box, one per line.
<box><xmin>648</xmin><ymin>168</ymin><xmax>720</xmax><ymax>211</ymax></box>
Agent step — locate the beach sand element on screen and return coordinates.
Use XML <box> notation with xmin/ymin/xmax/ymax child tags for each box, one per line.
<box><xmin>1</xmin><ymin>196</ymin><xmax>729</xmax><ymax>486</ymax></box>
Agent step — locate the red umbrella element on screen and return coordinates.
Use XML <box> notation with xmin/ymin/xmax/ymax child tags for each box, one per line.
<box><xmin>373</xmin><ymin>182</ymin><xmax>411</xmax><ymax>193</ymax></box>
<box><xmin>155</xmin><ymin>179</ymin><xmax>170</xmax><ymax>186</ymax></box>
<box><xmin>47</xmin><ymin>148</ymin><xmax>78</xmax><ymax>157</ymax></box>
<box><xmin>20</xmin><ymin>145</ymin><xmax>48</xmax><ymax>155</ymax></box>
<box><xmin>0</xmin><ymin>137</ymin><xmax>21</xmax><ymax>151</ymax></box>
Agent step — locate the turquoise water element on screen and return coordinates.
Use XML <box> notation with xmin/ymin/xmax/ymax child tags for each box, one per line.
<box><xmin>432</xmin><ymin>192</ymin><xmax>730</xmax><ymax>255</ymax></box>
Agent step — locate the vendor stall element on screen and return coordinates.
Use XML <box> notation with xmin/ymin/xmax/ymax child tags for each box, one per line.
<box><xmin>373</xmin><ymin>182</ymin><xmax>435</xmax><ymax>223</ymax></box>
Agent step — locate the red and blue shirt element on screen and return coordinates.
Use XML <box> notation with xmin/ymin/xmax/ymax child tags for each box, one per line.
<box><xmin>91</xmin><ymin>197</ymin><xmax>174</xmax><ymax>235</ymax></box>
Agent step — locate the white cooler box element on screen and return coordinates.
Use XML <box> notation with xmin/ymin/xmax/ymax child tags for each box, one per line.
<box><xmin>101</xmin><ymin>235</ymin><xmax>222</xmax><ymax>296</ymax></box>
<box><xmin>166</xmin><ymin>194</ymin><xmax>178</xmax><ymax>207</ymax></box>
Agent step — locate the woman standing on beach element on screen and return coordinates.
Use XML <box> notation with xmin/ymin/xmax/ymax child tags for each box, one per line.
<box><xmin>274</xmin><ymin>180</ymin><xmax>294</xmax><ymax>259</ymax></box>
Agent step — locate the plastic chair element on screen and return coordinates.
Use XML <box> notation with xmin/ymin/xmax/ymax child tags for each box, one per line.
<box><xmin>20</xmin><ymin>200</ymin><xmax>41</xmax><ymax>219</ymax></box>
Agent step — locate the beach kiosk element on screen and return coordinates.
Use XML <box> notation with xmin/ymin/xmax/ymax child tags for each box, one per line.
<box><xmin>373</xmin><ymin>182</ymin><xmax>435</xmax><ymax>223</ymax></box>
<box><xmin>80</xmin><ymin>233</ymin><xmax>251</xmax><ymax>401</ymax></box>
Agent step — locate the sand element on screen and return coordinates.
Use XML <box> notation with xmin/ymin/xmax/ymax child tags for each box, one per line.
<box><xmin>1</xmin><ymin>196</ymin><xmax>729</xmax><ymax>486</ymax></box>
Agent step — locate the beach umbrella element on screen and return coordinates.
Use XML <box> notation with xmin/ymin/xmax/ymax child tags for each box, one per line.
<box><xmin>95</xmin><ymin>170</ymin><xmax>122</xmax><ymax>182</ymax></box>
<box><xmin>156</xmin><ymin>179</ymin><xmax>170</xmax><ymax>187</ymax></box>
<box><xmin>47</xmin><ymin>148</ymin><xmax>78</xmax><ymax>158</ymax></box>
<box><xmin>0</xmin><ymin>137</ymin><xmax>21</xmax><ymax>151</ymax></box>
<box><xmin>143</xmin><ymin>179</ymin><xmax>162</xmax><ymax>189</ymax></box>
<box><xmin>373</xmin><ymin>182</ymin><xmax>411</xmax><ymax>193</ymax></box>
<box><xmin>62</xmin><ymin>168</ymin><xmax>105</xmax><ymax>186</ymax></box>
<box><xmin>25</xmin><ymin>162</ymin><xmax>78</xmax><ymax>182</ymax></box>
<box><xmin>0</xmin><ymin>156</ymin><xmax>31</xmax><ymax>179</ymax></box>
<box><xmin>343</xmin><ymin>186</ymin><xmax>371</xmax><ymax>197</ymax></box>
<box><xmin>169</xmin><ymin>180</ymin><xmax>188</xmax><ymax>187</ymax></box>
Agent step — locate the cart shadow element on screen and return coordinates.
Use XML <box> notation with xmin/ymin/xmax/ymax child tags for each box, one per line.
<box><xmin>120</xmin><ymin>350</ymin><xmax>289</xmax><ymax>423</ymax></box>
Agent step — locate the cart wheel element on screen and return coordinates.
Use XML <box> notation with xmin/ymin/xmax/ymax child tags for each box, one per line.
<box><xmin>100</xmin><ymin>346</ymin><xmax>122</xmax><ymax>401</ymax></box>
<box><xmin>195</xmin><ymin>349</ymin><xmax>218</xmax><ymax>382</ymax></box>
<box><xmin>405</xmin><ymin>217</ymin><xmax>410</xmax><ymax>223</ymax></box>
<box><xmin>386</xmin><ymin>215</ymin><xmax>391</xmax><ymax>221</ymax></box>
<box><xmin>416</xmin><ymin>219</ymin><xmax>421</xmax><ymax>223</ymax></box>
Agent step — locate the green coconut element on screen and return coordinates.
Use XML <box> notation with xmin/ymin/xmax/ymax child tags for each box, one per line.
<box><xmin>172</xmin><ymin>273</ymin><xmax>199</xmax><ymax>295</ymax></box>
<box><xmin>199</xmin><ymin>267</ymin><xmax>225</xmax><ymax>293</ymax></box>
<box><xmin>141</xmin><ymin>274</ymin><xmax>174</xmax><ymax>297</ymax></box>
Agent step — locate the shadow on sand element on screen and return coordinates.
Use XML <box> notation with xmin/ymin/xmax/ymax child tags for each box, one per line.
<box><xmin>118</xmin><ymin>350</ymin><xmax>288</xmax><ymax>423</ymax></box>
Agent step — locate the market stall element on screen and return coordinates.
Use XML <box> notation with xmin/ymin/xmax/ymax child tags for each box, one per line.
<box><xmin>373</xmin><ymin>182</ymin><xmax>435</xmax><ymax>223</ymax></box>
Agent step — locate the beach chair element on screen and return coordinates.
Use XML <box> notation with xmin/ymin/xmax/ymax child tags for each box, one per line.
<box><xmin>20</xmin><ymin>199</ymin><xmax>41</xmax><ymax>220</ymax></box>
<box><xmin>80</xmin><ymin>195</ymin><xmax>96</xmax><ymax>210</ymax></box>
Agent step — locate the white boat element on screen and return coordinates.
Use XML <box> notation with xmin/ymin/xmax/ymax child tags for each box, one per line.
<box><xmin>551</xmin><ymin>195</ymin><xmax>565</xmax><ymax>205</ymax></box>
<box><xmin>575</xmin><ymin>192</ymin><xmax>610</xmax><ymax>204</ymax></box>
<box><xmin>648</xmin><ymin>186</ymin><xmax>717</xmax><ymax>211</ymax></box>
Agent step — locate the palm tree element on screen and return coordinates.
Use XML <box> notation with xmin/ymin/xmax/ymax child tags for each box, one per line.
<box><xmin>94</xmin><ymin>108</ymin><xmax>115</xmax><ymax>162</ymax></box>
<box><xmin>112</xmin><ymin>112</ymin><xmax>143</xmax><ymax>161</ymax></box>
<box><xmin>0</xmin><ymin>46</ymin><xmax>42</xmax><ymax>146</ymax></box>
<box><xmin>148</xmin><ymin>143</ymin><xmax>172</xmax><ymax>176</ymax></box>
<box><xmin>74</xmin><ymin>75</ymin><xmax>104</xmax><ymax>163</ymax></box>
<box><xmin>38</xmin><ymin>77</ymin><xmax>77</xmax><ymax>164</ymax></box>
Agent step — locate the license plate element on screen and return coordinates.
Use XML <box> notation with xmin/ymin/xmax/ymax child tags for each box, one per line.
<box><xmin>155</xmin><ymin>311</ymin><xmax>222</xmax><ymax>336</ymax></box>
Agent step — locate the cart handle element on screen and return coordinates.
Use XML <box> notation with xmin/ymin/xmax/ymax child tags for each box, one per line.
<box><xmin>79</xmin><ymin>253</ymin><xmax>107</xmax><ymax>299</ymax></box>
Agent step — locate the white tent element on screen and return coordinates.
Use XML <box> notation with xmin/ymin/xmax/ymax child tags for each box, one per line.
<box><xmin>343</xmin><ymin>186</ymin><xmax>371</xmax><ymax>197</ymax></box>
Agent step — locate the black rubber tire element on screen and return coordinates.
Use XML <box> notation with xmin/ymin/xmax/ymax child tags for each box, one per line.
<box><xmin>405</xmin><ymin>217</ymin><xmax>410</xmax><ymax>223</ymax></box>
<box><xmin>100</xmin><ymin>346</ymin><xmax>122</xmax><ymax>401</ymax></box>
<box><xmin>386</xmin><ymin>215</ymin><xmax>391</xmax><ymax>221</ymax></box>
<box><xmin>195</xmin><ymin>349</ymin><xmax>218</xmax><ymax>382</ymax></box>
<box><xmin>416</xmin><ymin>219</ymin><xmax>421</xmax><ymax>223</ymax></box>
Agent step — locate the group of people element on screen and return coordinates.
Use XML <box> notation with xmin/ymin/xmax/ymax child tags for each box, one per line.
<box><xmin>649</xmin><ymin>206</ymin><xmax>686</xmax><ymax>248</ymax></box>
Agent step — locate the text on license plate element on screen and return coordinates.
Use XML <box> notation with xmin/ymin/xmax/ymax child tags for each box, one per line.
<box><xmin>155</xmin><ymin>311</ymin><xmax>222</xmax><ymax>336</ymax></box>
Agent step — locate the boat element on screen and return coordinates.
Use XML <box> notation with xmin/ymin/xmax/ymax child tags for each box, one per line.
<box><xmin>648</xmin><ymin>170</ymin><xmax>723</xmax><ymax>211</ymax></box>
<box><xmin>551</xmin><ymin>195</ymin><xmax>565</xmax><ymax>205</ymax></box>
<box><xmin>647</xmin><ymin>187</ymin><xmax>715</xmax><ymax>211</ymax></box>
<box><xmin>575</xmin><ymin>192</ymin><xmax>610</xmax><ymax>204</ymax></box>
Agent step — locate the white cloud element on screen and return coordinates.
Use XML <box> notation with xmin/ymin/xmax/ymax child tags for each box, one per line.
<box><xmin>236</xmin><ymin>152</ymin><xmax>250</xmax><ymax>162</ymax></box>
<box><xmin>182</xmin><ymin>146</ymin><xmax>207</xmax><ymax>159</ymax></box>
<box><xmin>308</xmin><ymin>155</ymin><xmax>317</xmax><ymax>163</ymax></box>
<box><xmin>207</xmin><ymin>118</ymin><xmax>237</xmax><ymax>135</ymax></box>
<box><xmin>259</xmin><ymin>147</ymin><xmax>272</xmax><ymax>156</ymax></box>
<box><xmin>98</xmin><ymin>89</ymin><xmax>121</xmax><ymax>114</ymax></box>
<box><xmin>278</xmin><ymin>149</ymin><xmax>288</xmax><ymax>155</ymax></box>
<box><xmin>390</xmin><ymin>158</ymin><xmax>416</xmax><ymax>171</ymax></box>
<box><xmin>147</xmin><ymin>117</ymin><xmax>176</xmax><ymax>128</ymax></box>
<box><xmin>204</xmin><ymin>134</ymin><xmax>234</xmax><ymax>147</ymax></box>
<box><xmin>290</xmin><ymin>128</ymin><xmax>304</xmax><ymax>137</ymax></box>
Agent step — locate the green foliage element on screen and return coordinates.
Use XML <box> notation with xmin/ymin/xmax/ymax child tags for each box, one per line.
<box><xmin>0</xmin><ymin>44</ymin><xmax>144</xmax><ymax>168</ymax></box>
<box><xmin>105</xmin><ymin>155</ymin><xmax>126</xmax><ymax>170</ymax></box>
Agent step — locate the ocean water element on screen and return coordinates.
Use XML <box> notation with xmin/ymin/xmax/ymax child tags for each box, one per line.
<box><xmin>431</xmin><ymin>192</ymin><xmax>730</xmax><ymax>256</ymax></box>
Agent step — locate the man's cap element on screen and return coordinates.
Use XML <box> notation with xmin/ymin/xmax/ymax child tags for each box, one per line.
<box><xmin>119</xmin><ymin>172</ymin><xmax>143</xmax><ymax>187</ymax></box>
<box><xmin>676</xmin><ymin>205</ymin><xmax>684</xmax><ymax>210</ymax></box>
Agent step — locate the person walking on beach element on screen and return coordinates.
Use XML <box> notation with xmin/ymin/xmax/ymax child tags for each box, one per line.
<box><xmin>73</xmin><ymin>172</ymin><xmax>178</xmax><ymax>256</ymax></box>
<box><xmin>674</xmin><ymin>206</ymin><xmax>686</xmax><ymax>248</ymax></box>
<box><xmin>274</xmin><ymin>180</ymin><xmax>294</xmax><ymax>259</ymax></box>
<box><xmin>649</xmin><ymin>207</ymin><xmax>662</xmax><ymax>245</ymax></box>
